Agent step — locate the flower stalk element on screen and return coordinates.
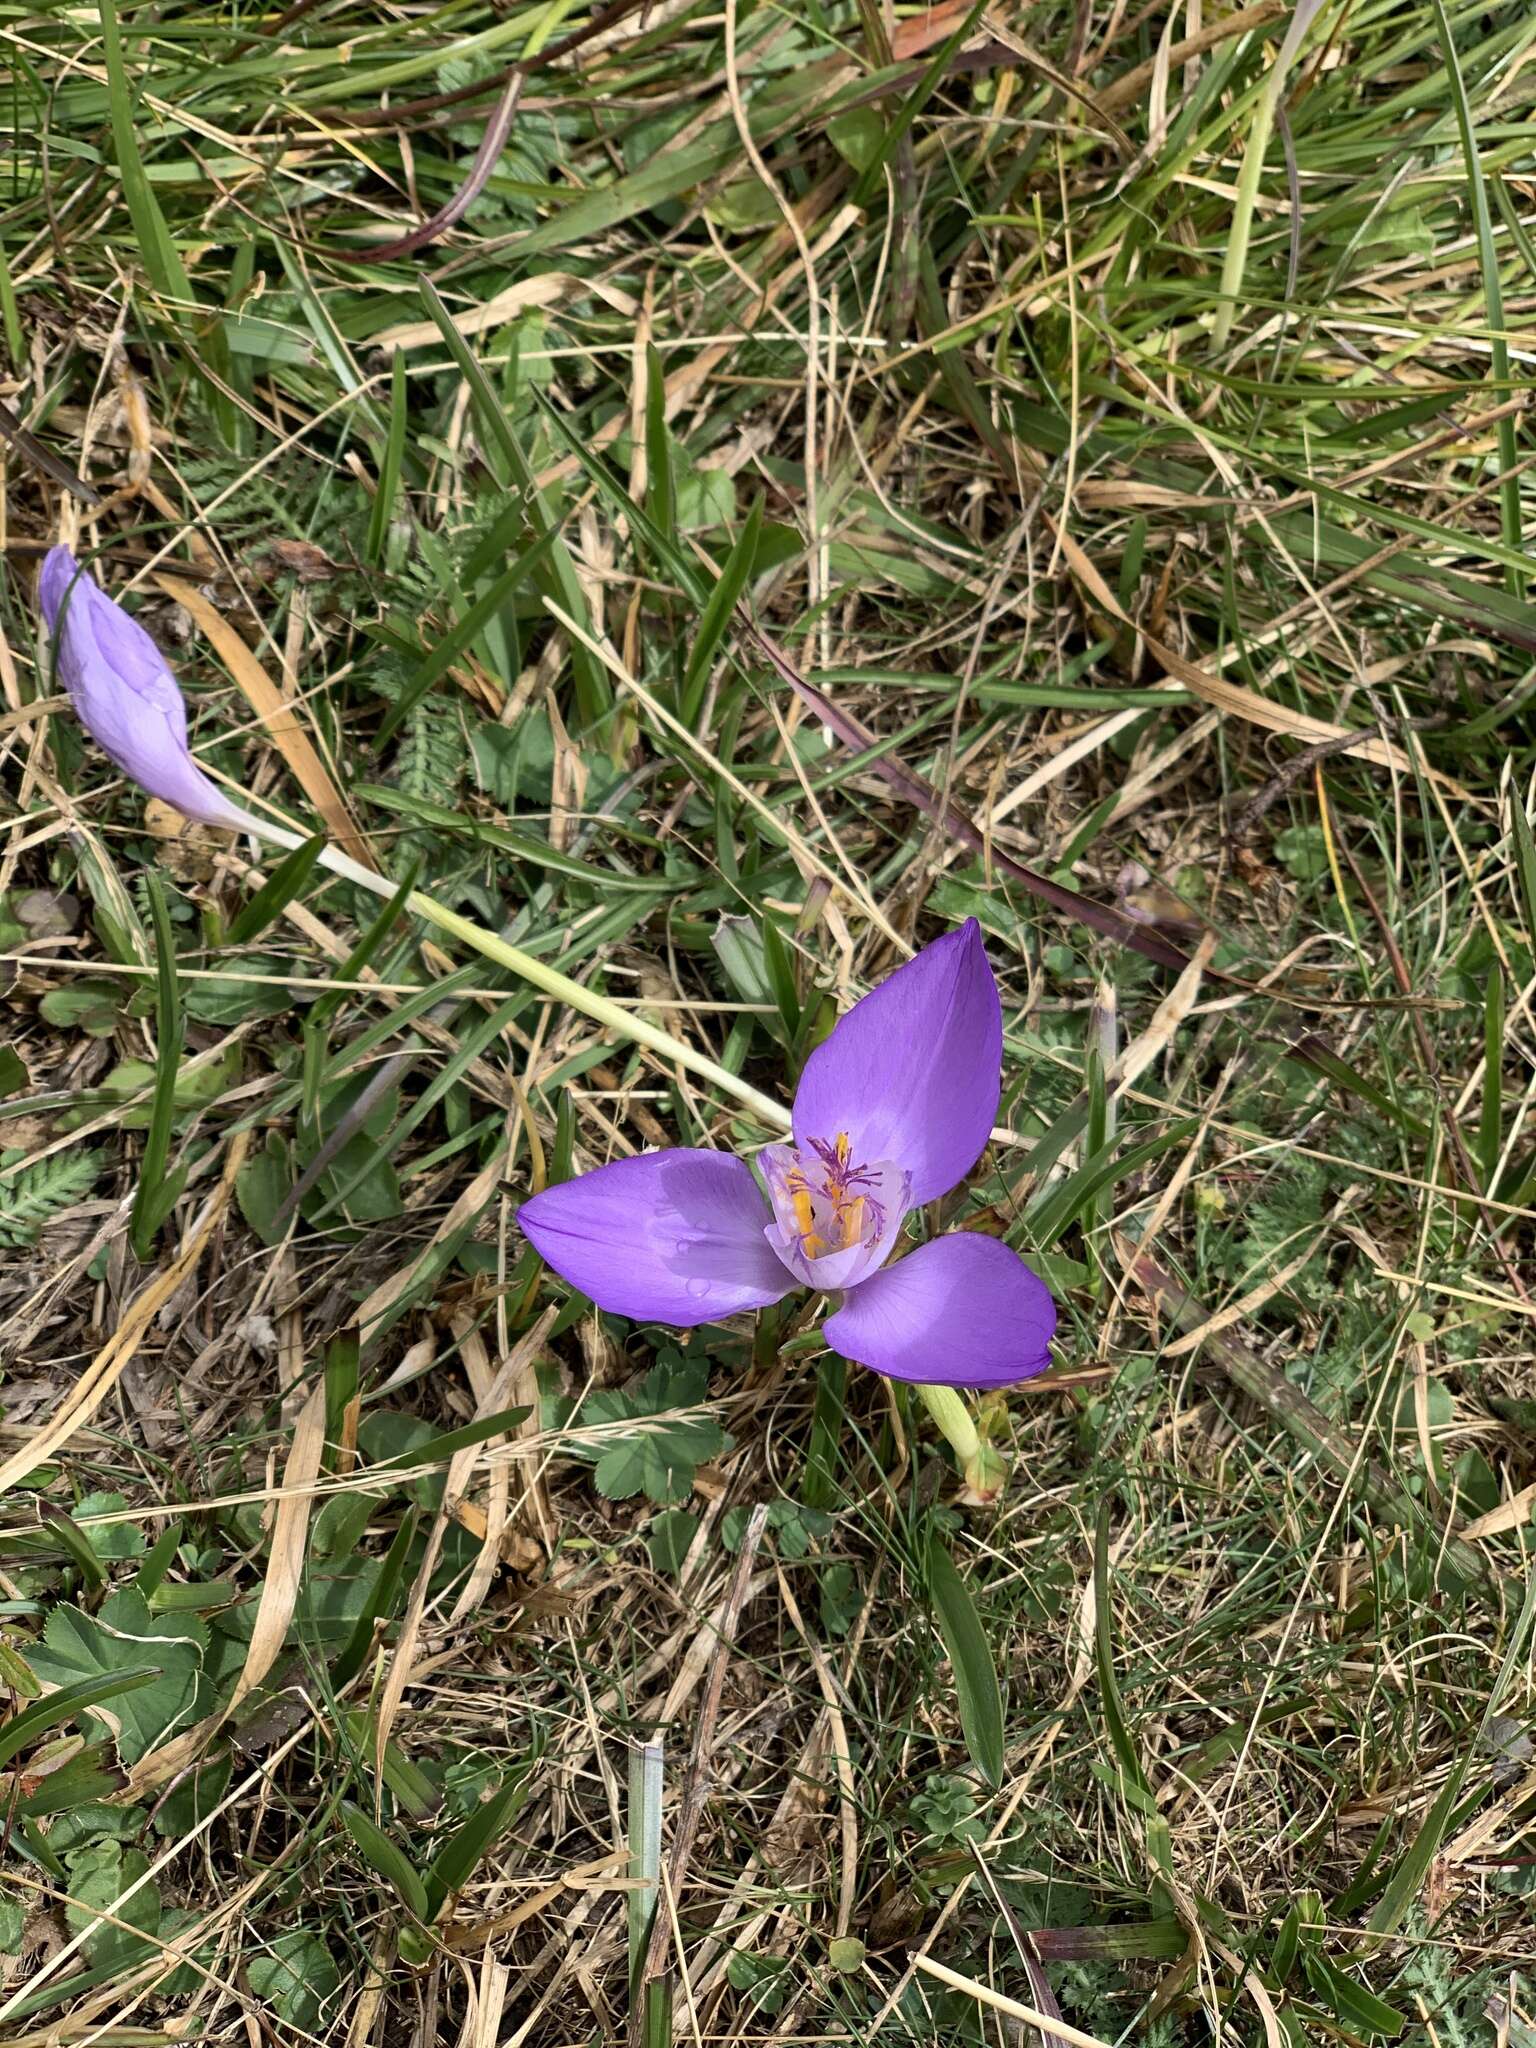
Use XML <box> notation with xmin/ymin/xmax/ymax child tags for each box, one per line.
<box><xmin>287</xmin><ymin>831</ymin><xmax>791</xmax><ymax>1132</ymax></box>
<box><xmin>917</xmin><ymin>1383</ymin><xmax>1008</xmax><ymax>1505</ymax></box>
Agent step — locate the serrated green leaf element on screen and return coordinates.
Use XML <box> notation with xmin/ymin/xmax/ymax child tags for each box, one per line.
<box><xmin>28</xmin><ymin>1590</ymin><xmax>209</xmax><ymax>1765</ymax></box>
<box><xmin>581</xmin><ymin>1353</ymin><xmax>730</xmax><ymax>1505</ymax></box>
<box><xmin>63</xmin><ymin>1839</ymin><xmax>160</xmax><ymax>1967</ymax></box>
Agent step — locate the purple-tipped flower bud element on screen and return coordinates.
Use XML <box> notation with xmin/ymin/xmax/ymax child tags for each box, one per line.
<box><xmin>38</xmin><ymin>545</ymin><xmax>252</xmax><ymax>830</ymax></box>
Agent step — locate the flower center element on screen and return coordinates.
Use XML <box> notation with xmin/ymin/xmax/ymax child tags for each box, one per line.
<box><xmin>774</xmin><ymin>1132</ymin><xmax>890</xmax><ymax>1261</ymax></box>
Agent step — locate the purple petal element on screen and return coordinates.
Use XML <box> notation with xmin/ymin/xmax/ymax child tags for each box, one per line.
<box><xmin>822</xmin><ymin>1232</ymin><xmax>1055</xmax><ymax>1389</ymax></box>
<box><xmin>792</xmin><ymin>920</ymin><xmax>1001</xmax><ymax>1206</ymax></box>
<box><xmin>39</xmin><ymin>546</ymin><xmax>250</xmax><ymax>829</ymax></box>
<box><xmin>518</xmin><ymin>1149</ymin><xmax>795</xmax><ymax>1327</ymax></box>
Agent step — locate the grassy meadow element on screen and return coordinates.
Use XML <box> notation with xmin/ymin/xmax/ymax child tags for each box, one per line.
<box><xmin>1</xmin><ymin>0</ymin><xmax>1535</xmax><ymax>2041</ymax></box>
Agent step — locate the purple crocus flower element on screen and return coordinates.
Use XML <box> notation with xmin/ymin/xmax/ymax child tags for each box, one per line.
<box><xmin>519</xmin><ymin>922</ymin><xmax>1056</xmax><ymax>1389</ymax></box>
<box><xmin>39</xmin><ymin>545</ymin><xmax>253</xmax><ymax>831</ymax></box>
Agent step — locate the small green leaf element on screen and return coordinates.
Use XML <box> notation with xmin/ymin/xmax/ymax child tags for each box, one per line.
<box><xmin>828</xmin><ymin>106</ymin><xmax>883</xmax><ymax>170</ymax></box>
<box><xmin>247</xmin><ymin>1929</ymin><xmax>342</xmax><ymax>2032</ymax></box>
<box><xmin>582</xmin><ymin>1353</ymin><xmax>731</xmax><ymax>1506</ymax></box>
<box><xmin>675</xmin><ymin>466</ymin><xmax>736</xmax><ymax>533</ymax></box>
<box><xmin>237</xmin><ymin>1131</ymin><xmax>295</xmax><ymax>1246</ymax></box>
<box><xmin>73</xmin><ymin>1491</ymin><xmax>147</xmax><ymax>1563</ymax></box>
<box><xmin>73</xmin><ymin>1047</ymin><xmax>240</xmax><ymax>1131</ymax></box>
<box><xmin>0</xmin><ymin>1147</ymin><xmax>106</xmax><ymax>1249</ymax></box>
<box><xmin>647</xmin><ymin>1509</ymin><xmax>700</xmax><ymax>1575</ymax></box>
<box><xmin>39</xmin><ymin>984</ymin><xmax>122</xmax><ymax>1038</ymax></box>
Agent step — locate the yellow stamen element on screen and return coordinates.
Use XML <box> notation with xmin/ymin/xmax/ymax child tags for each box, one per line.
<box><xmin>792</xmin><ymin>1188</ymin><xmax>817</xmax><ymax>1244</ymax></box>
<box><xmin>840</xmin><ymin>1195</ymin><xmax>865</xmax><ymax>1249</ymax></box>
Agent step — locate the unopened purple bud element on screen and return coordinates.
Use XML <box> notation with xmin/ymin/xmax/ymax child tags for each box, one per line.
<box><xmin>39</xmin><ymin>545</ymin><xmax>251</xmax><ymax>830</ymax></box>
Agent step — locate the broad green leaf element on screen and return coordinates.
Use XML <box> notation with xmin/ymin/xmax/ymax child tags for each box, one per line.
<box><xmin>925</xmin><ymin>1529</ymin><xmax>1004</xmax><ymax>1789</ymax></box>
<box><xmin>341</xmin><ymin>1801</ymin><xmax>430</xmax><ymax>1919</ymax></box>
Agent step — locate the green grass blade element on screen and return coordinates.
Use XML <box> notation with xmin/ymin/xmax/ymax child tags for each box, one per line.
<box><xmin>679</xmin><ymin>496</ymin><xmax>763</xmax><ymax>727</ymax></box>
<box><xmin>644</xmin><ymin>343</ymin><xmax>675</xmax><ymax>544</ymax></box>
<box><xmin>0</xmin><ymin>1668</ymin><xmax>160</xmax><ymax>1770</ymax></box>
<box><xmin>1479</xmin><ymin>964</ymin><xmax>1504</xmax><ymax>1186</ymax></box>
<box><xmin>366</xmin><ymin>348</ymin><xmax>410</xmax><ymax>566</ymax></box>
<box><xmin>1429</xmin><ymin>0</ymin><xmax>1523</xmax><ymax>586</ymax></box>
<box><xmin>226</xmin><ymin>832</ymin><xmax>329</xmax><ymax>945</ymax></box>
<box><xmin>1366</xmin><ymin>1563</ymin><xmax>1536</xmax><ymax>1935</ymax></box>
<box><xmin>415</xmin><ymin>279</ymin><xmax>611</xmax><ymax>727</ymax></box>
<box><xmin>129</xmin><ymin>874</ymin><xmax>187</xmax><ymax>1261</ymax></box>
<box><xmin>330</xmin><ymin>1508</ymin><xmax>420</xmax><ymax>1690</ymax></box>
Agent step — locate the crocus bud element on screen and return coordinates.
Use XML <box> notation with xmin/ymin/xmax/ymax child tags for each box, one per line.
<box><xmin>39</xmin><ymin>545</ymin><xmax>253</xmax><ymax>831</ymax></box>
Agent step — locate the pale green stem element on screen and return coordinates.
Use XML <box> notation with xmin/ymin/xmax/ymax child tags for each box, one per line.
<box><xmin>1211</xmin><ymin>0</ymin><xmax>1329</xmax><ymax>350</ymax></box>
<box><xmin>243</xmin><ymin>814</ymin><xmax>789</xmax><ymax>1130</ymax></box>
<box><xmin>917</xmin><ymin>1383</ymin><xmax>981</xmax><ymax>1466</ymax></box>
